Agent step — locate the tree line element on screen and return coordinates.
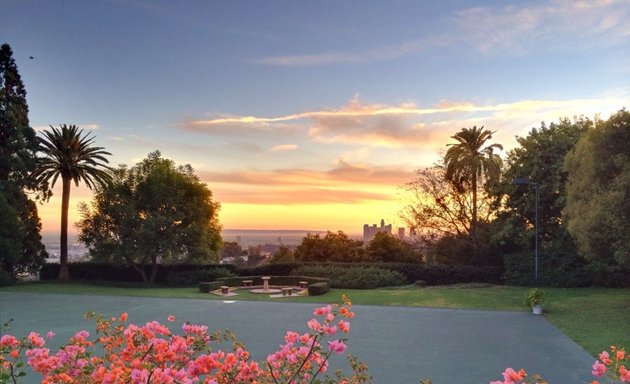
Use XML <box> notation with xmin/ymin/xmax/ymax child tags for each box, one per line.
<box><xmin>400</xmin><ymin>111</ymin><xmax>629</xmax><ymax>272</ymax></box>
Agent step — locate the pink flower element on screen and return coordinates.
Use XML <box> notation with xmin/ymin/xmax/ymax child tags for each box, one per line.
<box><xmin>328</xmin><ymin>339</ymin><xmax>347</xmax><ymax>354</ymax></box>
<box><xmin>167</xmin><ymin>314</ymin><xmax>175</xmax><ymax>322</ymax></box>
<box><xmin>0</xmin><ymin>334</ymin><xmax>19</xmax><ymax>348</ymax></box>
<box><xmin>338</xmin><ymin>320</ymin><xmax>350</xmax><ymax>333</ymax></box>
<box><xmin>619</xmin><ymin>365</ymin><xmax>630</xmax><ymax>382</ymax></box>
<box><xmin>284</xmin><ymin>331</ymin><xmax>299</xmax><ymax>343</ymax></box>
<box><xmin>314</xmin><ymin>305</ymin><xmax>332</xmax><ymax>316</ymax></box>
<box><xmin>28</xmin><ymin>332</ymin><xmax>45</xmax><ymax>347</ymax></box>
<box><xmin>501</xmin><ymin>367</ymin><xmax>526</xmax><ymax>383</ymax></box>
<box><xmin>617</xmin><ymin>349</ymin><xmax>626</xmax><ymax>361</ymax></box>
<box><xmin>323</xmin><ymin>325</ymin><xmax>337</xmax><ymax>335</ymax></box>
<box><xmin>46</xmin><ymin>331</ymin><xmax>55</xmax><ymax>339</ymax></box>
<box><xmin>307</xmin><ymin>318</ymin><xmax>323</xmax><ymax>332</ymax></box>
<box><xmin>592</xmin><ymin>360</ymin><xmax>607</xmax><ymax>377</ymax></box>
<box><xmin>599</xmin><ymin>351</ymin><xmax>613</xmax><ymax>365</ymax></box>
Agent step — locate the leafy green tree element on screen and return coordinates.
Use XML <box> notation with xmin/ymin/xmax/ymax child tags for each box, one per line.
<box><xmin>564</xmin><ymin>109</ymin><xmax>630</xmax><ymax>266</ymax></box>
<box><xmin>0</xmin><ymin>43</ymin><xmax>47</xmax><ymax>279</ymax></box>
<box><xmin>77</xmin><ymin>151</ymin><xmax>222</xmax><ymax>282</ymax></box>
<box><xmin>364</xmin><ymin>232</ymin><xmax>420</xmax><ymax>263</ymax></box>
<box><xmin>491</xmin><ymin>117</ymin><xmax>591</xmax><ymax>253</ymax></box>
<box><xmin>444</xmin><ymin>126</ymin><xmax>503</xmax><ymax>246</ymax></box>
<box><xmin>270</xmin><ymin>245</ymin><xmax>295</xmax><ymax>263</ymax></box>
<box><xmin>33</xmin><ymin>124</ymin><xmax>112</xmax><ymax>280</ymax></box>
<box><xmin>294</xmin><ymin>231</ymin><xmax>364</xmax><ymax>262</ymax></box>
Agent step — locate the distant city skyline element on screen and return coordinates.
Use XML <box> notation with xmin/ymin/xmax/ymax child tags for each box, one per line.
<box><xmin>2</xmin><ymin>1</ymin><xmax>628</xmax><ymax>236</ymax></box>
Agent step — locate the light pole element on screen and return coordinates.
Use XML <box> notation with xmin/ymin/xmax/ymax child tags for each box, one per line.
<box><xmin>512</xmin><ymin>177</ymin><xmax>539</xmax><ymax>285</ymax></box>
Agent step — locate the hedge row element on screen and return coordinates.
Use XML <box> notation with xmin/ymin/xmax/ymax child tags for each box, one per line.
<box><xmin>290</xmin><ymin>265</ymin><xmax>407</xmax><ymax>289</ymax></box>
<box><xmin>40</xmin><ymin>263</ymin><xmax>239</xmax><ymax>285</ymax></box>
<box><xmin>40</xmin><ymin>262</ymin><xmax>503</xmax><ymax>288</ymax></box>
<box><xmin>504</xmin><ymin>251</ymin><xmax>630</xmax><ymax>287</ymax></box>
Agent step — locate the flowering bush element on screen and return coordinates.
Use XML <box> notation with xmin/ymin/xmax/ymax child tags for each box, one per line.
<box><xmin>487</xmin><ymin>346</ymin><xmax>629</xmax><ymax>384</ymax></box>
<box><xmin>0</xmin><ymin>295</ymin><xmax>627</xmax><ymax>384</ymax></box>
<box><xmin>0</xmin><ymin>295</ymin><xmax>371</xmax><ymax>384</ymax></box>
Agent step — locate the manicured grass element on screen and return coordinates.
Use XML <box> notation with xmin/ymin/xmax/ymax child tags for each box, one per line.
<box><xmin>3</xmin><ymin>282</ymin><xmax>628</xmax><ymax>356</ymax></box>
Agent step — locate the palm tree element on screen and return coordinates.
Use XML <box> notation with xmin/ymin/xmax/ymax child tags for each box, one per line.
<box><xmin>444</xmin><ymin>126</ymin><xmax>503</xmax><ymax>244</ymax></box>
<box><xmin>33</xmin><ymin>125</ymin><xmax>112</xmax><ymax>279</ymax></box>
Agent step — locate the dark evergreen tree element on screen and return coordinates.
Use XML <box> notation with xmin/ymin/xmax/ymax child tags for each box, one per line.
<box><xmin>0</xmin><ymin>43</ymin><xmax>47</xmax><ymax>279</ymax></box>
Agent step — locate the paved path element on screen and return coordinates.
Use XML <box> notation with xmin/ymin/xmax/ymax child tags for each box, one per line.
<box><xmin>0</xmin><ymin>292</ymin><xmax>595</xmax><ymax>383</ymax></box>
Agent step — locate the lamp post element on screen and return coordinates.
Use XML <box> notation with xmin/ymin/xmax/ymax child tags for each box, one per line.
<box><xmin>512</xmin><ymin>177</ymin><xmax>539</xmax><ymax>285</ymax></box>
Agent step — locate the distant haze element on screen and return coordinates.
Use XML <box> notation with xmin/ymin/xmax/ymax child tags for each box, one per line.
<box><xmin>42</xmin><ymin>229</ymin><xmax>362</xmax><ymax>248</ymax></box>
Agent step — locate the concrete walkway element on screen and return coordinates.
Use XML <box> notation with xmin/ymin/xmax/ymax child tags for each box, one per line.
<box><xmin>0</xmin><ymin>292</ymin><xmax>595</xmax><ymax>383</ymax></box>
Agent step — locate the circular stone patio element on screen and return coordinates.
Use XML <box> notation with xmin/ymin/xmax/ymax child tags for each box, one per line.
<box><xmin>0</xmin><ymin>292</ymin><xmax>595</xmax><ymax>383</ymax></box>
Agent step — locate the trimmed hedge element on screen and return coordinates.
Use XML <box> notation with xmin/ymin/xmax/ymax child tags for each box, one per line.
<box><xmin>291</xmin><ymin>265</ymin><xmax>407</xmax><ymax>289</ymax></box>
<box><xmin>308</xmin><ymin>282</ymin><xmax>330</xmax><ymax>296</ymax></box>
<box><xmin>504</xmin><ymin>251</ymin><xmax>630</xmax><ymax>287</ymax></box>
<box><xmin>166</xmin><ymin>267</ymin><xmax>236</xmax><ymax>286</ymax></box>
<box><xmin>198</xmin><ymin>281</ymin><xmax>223</xmax><ymax>293</ymax></box>
<box><xmin>238</xmin><ymin>263</ymin><xmax>300</xmax><ymax>277</ymax></box>
<box><xmin>40</xmin><ymin>263</ymin><xmax>239</xmax><ymax>285</ymax></box>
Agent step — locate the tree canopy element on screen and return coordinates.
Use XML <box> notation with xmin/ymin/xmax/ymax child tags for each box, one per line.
<box><xmin>564</xmin><ymin>109</ymin><xmax>630</xmax><ymax>266</ymax></box>
<box><xmin>77</xmin><ymin>151</ymin><xmax>222</xmax><ymax>282</ymax></box>
<box><xmin>364</xmin><ymin>232</ymin><xmax>420</xmax><ymax>263</ymax></box>
<box><xmin>294</xmin><ymin>231</ymin><xmax>364</xmax><ymax>262</ymax></box>
<box><xmin>491</xmin><ymin>116</ymin><xmax>592</xmax><ymax>253</ymax></box>
<box><xmin>0</xmin><ymin>43</ymin><xmax>46</xmax><ymax>280</ymax></box>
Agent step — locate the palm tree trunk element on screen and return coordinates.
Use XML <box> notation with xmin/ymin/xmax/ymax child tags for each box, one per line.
<box><xmin>471</xmin><ymin>173</ymin><xmax>478</xmax><ymax>258</ymax></box>
<box><xmin>58</xmin><ymin>177</ymin><xmax>71</xmax><ymax>280</ymax></box>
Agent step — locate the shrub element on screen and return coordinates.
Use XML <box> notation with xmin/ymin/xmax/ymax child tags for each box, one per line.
<box><xmin>198</xmin><ymin>281</ymin><xmax>223</xmax><ymax>293</ymax></box>
<box><xmin>292</xmin><ymin>265</ymin><xmax>407</xmax><ymax>289</ymax></box>
<box><xmin>380</xmin><ymin>263</ymin><xmax>503</xmax><ymax>286</ymax></box>
<box><xmin>166</xmin><ymin>267</ymin><xmax>236</xmax><ymax>286</ymax></box>
<box><xmin>307</xmin><ymin>282</ymin><xmax>330</xmax><ymax>296</ymax></box>
<box><xmin>0</xmin><ymin>268</ymin><xmax>13</xmax><ymax>287</ymax></box>
<box><xmin>238</xmin><ymin>263</ymin><xmax>300</xmax><ymax>277</ymax></box>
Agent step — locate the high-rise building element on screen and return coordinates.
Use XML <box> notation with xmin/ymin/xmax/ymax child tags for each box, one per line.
<box><xmin>363</xmin><ymin>219</ymin><xmax>392</xmax><ymax>242</ymax></box>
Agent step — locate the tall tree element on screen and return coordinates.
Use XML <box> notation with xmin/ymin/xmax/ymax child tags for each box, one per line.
<box><xmin>492</xmin><ymin>117</ymin><xmax>591</xmax><ymax>252</ymax></box>
<box><xmin>77</xmin><ymin>151</ymin><xmax>222</xmax><ymax>282</ymax></box>
<box><xmin>564</xmin><ymin>109</ymin><xmax>630</xmax><ymax>266</ymax></box>
<box><xmin>400</xmin><ymin>166</ymin><xmax>499</xmax><ymax>265</ymax></box>
<box><xmin>444</xmin><ymin>126</ymin><xmax>503</xmax><ymax>247</ymax></box>
<box><xmin>0</xmin><ymin>43</ymin><xmax>47</xmax><ymax>280</ymax></box>
<box><xmin>32</xmin><ymin>125</ymin><xmax>112</xmax><ymax>279</ymax></box>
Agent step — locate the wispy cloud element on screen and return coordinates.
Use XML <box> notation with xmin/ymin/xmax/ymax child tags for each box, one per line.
<box><xmin>252</xmin><ymin>39</ymin><xmax>433</xmax><ymax>66</ymax></box>
<box><xmin>454</xmin><ymin>0</ymin><xmax>630</xmax><ymax>55</ymax></box>
<box><xmin>252</xmin><ymin>0</ymin><xmax>629</xmax><ymax>66</ymax></box>
<box><xmin>183</xmin><ymin>94</ymin><xmax>629</xmax><ymax>150</ymax></box>
<box><xmin>270</xmin><ymin>144</ymin><xmax>299</xmax><ymax>152</ymax></box>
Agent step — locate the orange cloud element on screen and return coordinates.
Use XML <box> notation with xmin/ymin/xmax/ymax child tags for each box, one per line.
<box><xmin>200</xmin><ymin>162</ymin><xmax>414</xmax><ymax>205</ymax></box>
<box><xmin>181</xmin><ymin>95</ymin><xmax>629</xmax><ymax>151</ymax></box>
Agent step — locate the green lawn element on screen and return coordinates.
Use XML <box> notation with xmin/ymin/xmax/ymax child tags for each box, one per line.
<box><xmin>3</xmin><ymin>282</ymin><xmax>628</xmax><ymax>356</ymax></box>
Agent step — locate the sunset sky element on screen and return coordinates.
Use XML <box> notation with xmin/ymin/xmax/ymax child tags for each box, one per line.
<box><xmin>2</xmin><ymin>0</ymin><xmax>629</xmax><ymax>238</ymax></box>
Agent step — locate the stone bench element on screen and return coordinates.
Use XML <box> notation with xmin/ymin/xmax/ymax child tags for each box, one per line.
<box><xmin>281</xmin><ymin>287</ymin><xmax>293</xmax><ymax>296</ymax></box>
<box><xmin>242</xmin><ymin>280</ymin><xmax>253</xmax><ymax>287</ymax></box>
<box><xmin>220</xmin><ymin>285</ymin><xmax>230</xmax><ymax>294</ymax></box>
<box><xmin>299</xmin><ymin>281</ymin><xmax>309</xmax><ymax>289</ymax></box>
